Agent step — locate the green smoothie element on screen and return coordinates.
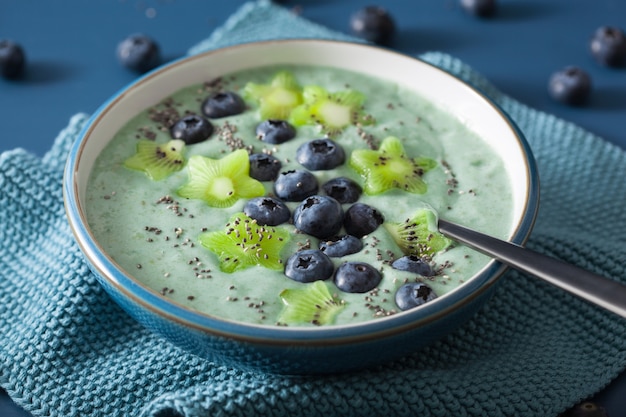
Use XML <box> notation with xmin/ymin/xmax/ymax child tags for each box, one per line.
<box><xmin>85</xmin><ymin>64</ymin><xmax>513</xmax><ymax>327</ymax></box>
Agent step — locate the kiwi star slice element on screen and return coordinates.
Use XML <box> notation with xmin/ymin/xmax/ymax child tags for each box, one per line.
<box><xmin>384</xmin><ymin>209</ymin><xmax>451</xmax><ymax>258</ymax></box>
<box><xmin>199</xmin><ymin>212</ymin><xmax>291</xmax><ymax>273</ymax></box>
<box><xmin>177</xmin><ymin>149</ymin><xmax>265</xmax><ymax>208</ymax></box>
<box><xmin>289</xmin><ymin>85</ymin><xmax>371</xmax><ymax>136</ymax></box>
<box><xmin>278</xmin><ymin>281</ymin><xmax>346</xmax><ymax>326</ymax></box>
<box><xmin>349</xmin><ymin>136</ymin><xmax>437</xmax><ymax>195</ymax></box>
<box><xmin>123</xmin><ymin>139</ymin><xmax>186</xmax><ymax>180</ymax></box>
<box><xmin>243</xmin><ymin>70</ymin><xmax>303</xmax><ymax>120</ymax></box>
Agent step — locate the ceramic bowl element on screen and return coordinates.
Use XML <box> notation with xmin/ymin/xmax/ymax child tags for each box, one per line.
<box><xmin>64</xmin><ymin>39</ymin><xmax>539</xmax><ymax>374</ymax></box>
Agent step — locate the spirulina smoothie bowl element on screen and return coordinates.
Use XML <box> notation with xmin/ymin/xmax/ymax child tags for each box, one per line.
<box><xmin>63</xmin><ymin>39</ymin><xmax>539</xmax><ymax>375</ymax></box>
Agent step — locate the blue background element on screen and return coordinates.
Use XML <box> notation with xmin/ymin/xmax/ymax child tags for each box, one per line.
<box><xmin>1</xmin><ymin>1</ymin><xmax>625</xmax><ymax>416</ymax></box>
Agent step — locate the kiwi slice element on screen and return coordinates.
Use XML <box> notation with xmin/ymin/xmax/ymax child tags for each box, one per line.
<box><xmin>349</xmin><ymin>136</ymin><xmax>436</xmax><ymax>195</ymax></box>
<box><xmin>177</xmin><ymin>149</ymin><xmax>265</xmax><ymax>208</ymax></box>
<box><xmin>199</xmin><ymin>212</ymin><xmax>291</xmax><ymax>273</ymax></box>
<box><xmin>383</xmin><ymin>209</ymin><xmax>451</xmax><ymax>258</ymax></box>
<box><xmin>278</xmin><ymin>281</ymin><xmax>345</xmax><ymax>326</ymax></box>
<box><xmin>123</xmin><ymin>139</ymin><xmax>186</xmax><ymax>180</ymax></box>
<box><xmin>289</xmin><ymin>85</ymin><xmax>371</xmax><ymax>136</ymax></box>
<box><xmin>243</xmin><ymin>71</ymin><xmax>303</xmax><ymax>120</ymax></box>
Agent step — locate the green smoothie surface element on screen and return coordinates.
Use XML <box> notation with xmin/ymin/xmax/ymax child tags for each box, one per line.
<box><xmin>85</xmin><ymin>64</ymin><xmax>513</xmax><ymax>327</ymax></box>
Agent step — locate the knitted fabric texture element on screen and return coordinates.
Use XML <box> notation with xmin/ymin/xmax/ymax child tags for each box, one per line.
<box><xmin>1</xmin><ymin>1</ymin><xmax>626</xmax><ymax>416</ymax></box>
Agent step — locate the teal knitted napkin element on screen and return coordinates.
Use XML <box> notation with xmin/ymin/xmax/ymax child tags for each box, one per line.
<box><xmin>2</xmin><ymin>1</ymin><xmax>626</xmax><ymax>416</ymax></box>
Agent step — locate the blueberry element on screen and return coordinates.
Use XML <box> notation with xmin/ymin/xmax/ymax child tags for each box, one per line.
<box><xmin>284</xmin><ymin>249</ymin><xmax>334</xmax><ymax>283</ymax></box>
<box><xmin>395</xmin><ymin>282</ymin><xmax>438</xmax><ymax>311</ymax></box>
<box><xmin>273</xmin><ymin>170</ymin><xmax>318</xmax><ymax>202</ymax></box>
<box><xmin>0</xmin><ymin>39</ymin><xmax>26</xmax><ymax>79</ymax></box>
<box><xmin>590</xmin><ymin>26</ymin><xmax>626</xmax><ymax>67</ymax></box>
<box><xmin>334</xmin><ymin>262</ymin><xmax>382</xmax><ymax>293</ymax></box>
<box><xmin>243</xmin><ymin>197</ymin><xmax>291</xmax><ymax>226</ymax></box>
<box><xmin>293</xmin><ymin>195</ymin><xmax>344</xmax><ymax>239</ymax></box>
<box><xmin>202</xmin><ymin>91</ymin><xmax>246</xmax><ymax>118</ymax></box>
<box><xmin>116</xmin><ymin>34</ymin><xmax>161</xmax><ymax>73</ymax></box>
<box><xmin>319</xmin><ymin>235</ymin><xmax>363</xmax><ymax>257</ymax></box>
<box><xmin>391</xmin><ymin>255</ymin><xmax>434</xmax><ymax>277</ymax></box>
<box><xmin>322</xmin><ymin>177</ymin><xmax>362</xmax><ymax>204</ymax></box>
<box><xmin>296</xmin><ymin>139</ymin><xmax>346</xmax><ymax>171</ymax></box>
<box><xmin>563</xmin><ymin>402</ymin><xmax>608</xmax><ymax>417</ymax></box>
<box><xmin>256</xmin><ymin>119</ymin><xmax>296</xmax><ymax>144</ymax></box>
<box><xmin>548</xmin><ymin>66</ymin><xmax>592</xmax><ymax>106</ymax></box>
<box><xmin>169</xmin><ymin>114</ymin><xmax>213</xmax><ymax>144</ymax></box>
<box><xmin>343</xmin><ymin>203</ymin><xmax>384</xmax><ymax>238</ymax></box>
<box><xmin>460</xmin><ymin>0</ymin><xmax>497</xmax><ymax>17</ymax></box>
<box><xmin>249</xmin><ymin>153</ymin><xmax>282</xmax><ymax>181</ymax></box>
<box><xmin>350</xmin><ymin>6</ymin><xmax>396</xmax><ymax>45</ymax></box>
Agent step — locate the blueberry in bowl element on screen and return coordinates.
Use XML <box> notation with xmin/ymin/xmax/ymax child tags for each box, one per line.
<box><xmin>64</xmin><ymin>39</ymin><xmax>538</xmax><ymax>375</ymax></box>
<box><xmin>256</xmin><ymin>119</ymin><xmax>297</xmax><ymax>144</ymax></box>
<box><xmin>319</xmin><ymin>235</ymin><xmax>363</xmax><ymax>257</ymax></box>
<box><xmin>169</xmin><ymin>114</ymin><xmax>214</xmax><ymax>145</ymax></box>
<box><xmin>243</xmin><ymin>196</ymin><xmax>291</xmax><ymax>226</ymax></box>
<box><xmin>296</xmin><ymin>138</ymin><xmax>345</xmax><ymax>171</ymax></box>
<box><xmin>322</xmin><ymin>177</ymin><xmax>362</xmax><ymax>204</ymax></box>
<box><xmin>248</xmin><ymin>153</ymin><xmax>282</xmax><ymax>181</ymax></box>
<box><xmin>202</xmin><ymin>91</ymin><xmax>246</xmax><ymax>118</ymax></box>
<box><xmin>285</xmin><ymin>249</ymin><xmax>334</xmax><ymax>283</ymax></box>
<box><xmin>273</xmin><ymin>169</ymin><xmax>318</xmax><ymax>201</ymax></box>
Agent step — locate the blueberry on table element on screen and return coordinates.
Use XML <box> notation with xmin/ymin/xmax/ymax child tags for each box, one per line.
<box><xmin>334</xmin><ymin>262</ymin><xmax>382</xmax><ymax>293</ymax></box>
<box><xmin>460</xmin><ymin>0</ymin><xmax>497</xmax><ymax>17</ymax></box>
<box><xmin>350</xmin><ymin>6</ymin><xmax>396</xmax><ymax>45</ymax></box>
<box><xmin>202</xmin><ymin>91</ymin><xmax>246</xmax><ymax>118</ymax></box>
<box><xmin>244</xmin><ymin>197</ymin><xmax>291</xmax><ymax>226</ymax></box>
<box><xmin>561</xmin><ymin>401</ymin><xmax>608</xmax><ymax>417</ymax></box>
<box><xmin>256</xmin><ymin>119</ymin><xmax>296</xmax><ymax>144</ymax></box>
<box><xmin>169</xmin><ymin>114</ymin><xmax>214</xmax><ymax>144</ymax></box>
<box><xmin>296</xmin><ymin>139</ymin><xmax>346</xmax><ymax>171</ymax></box>
<box><xmin>322</xmin><ymin>177</ymin><xmax>362</xmax><ymax>204</ymax></box>
<box><xmin>116</xmin><ymin>34</ymin><xmax>161</xmax><ymax>73</ymax></box>
<box><xmin>319</xmin><ymin>235</ymin><xmax>363</xmax><ymax>257</ymax></box>
<box><xmin>343</xmin><ymin>202</ymin><xmax>384</xmax><ymax>238</ymax></box>
<box><xmin>249</xmin><ymin>153</ymin><xmax>282</xmax><ymax>181</ymax></box>
<box><xmin>548</xmin><ymin>66</ymin><xmax>592</xmax><ymax>106</ymax></box>
<box><xmin>395</xmin><ymin>282</ymin><xmax>437</xmax><ymax>311</ymax></box>
<box><xmin>391</xmin><ymin>255</ymin><xmax>434</xmax><ymax>277</ymax></box>
<box><xmin>284</xmin><ymin>249</ymin><xmax>334</xmax><ymax>283</ymax></box>
<box><xmin>590</xmin><ymin>26</ymin><xmax>626</xmax><ymax>67</ymax></box>
<box><xmin>0</xmin><ymin>39</ymin><xmax>26</xmax><ymax>79</ymax></box>
<box><xmin>293</xmin><ymin>195</ymin><xmax>344</xmax><ymax>239</ymax></box>
<box><xmin>273</xmin><ymin>169</ymin><xmax>318</xmax><ymax>202</ymax></box>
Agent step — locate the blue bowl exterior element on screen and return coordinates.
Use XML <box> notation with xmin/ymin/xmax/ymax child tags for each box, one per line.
<box><xmin>63</xmin><ymin>40</ymin><xmax>539</xmax><ymax>375</ymax></box>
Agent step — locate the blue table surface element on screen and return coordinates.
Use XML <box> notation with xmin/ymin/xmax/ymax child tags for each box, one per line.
<box><xmin>1</xmin><ymin>1</ymin><xmax>625</xmax><ymax>416</ymax></box>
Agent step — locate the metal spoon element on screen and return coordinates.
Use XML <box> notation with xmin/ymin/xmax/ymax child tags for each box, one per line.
<box><xmin>438</xmin><ymin>219</ymin><xmax>626</xmax><ymax>319</ymax></box>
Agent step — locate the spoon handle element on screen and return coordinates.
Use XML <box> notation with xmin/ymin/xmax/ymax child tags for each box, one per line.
<box><xmin>438</xmin><ymin>219</ymin><xmax>626</xmax><ymax>319</ymax></box>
